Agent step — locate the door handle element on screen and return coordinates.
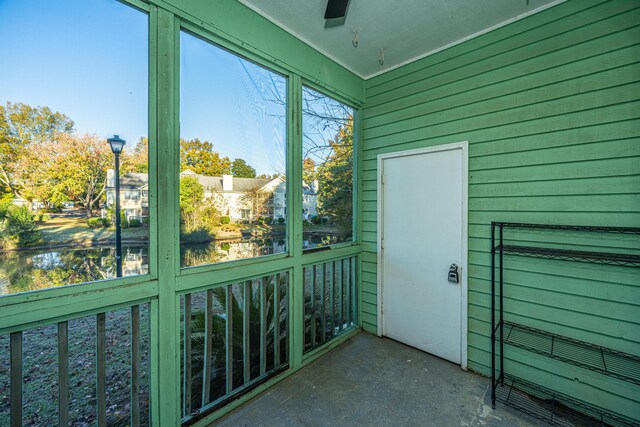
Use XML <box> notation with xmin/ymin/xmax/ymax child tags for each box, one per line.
<box><xmin>448</xmin><ymin>264</ymin><xmax>460</xmax><ymax>284</ymax></box>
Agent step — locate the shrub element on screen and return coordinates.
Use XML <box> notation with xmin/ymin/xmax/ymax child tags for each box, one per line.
<box><xmin>142</xmin><ymin>217</ymin><xmax>149</xmax><ymax>226</ymax></box>
<box><xmin>311</xmin><ymin>215</ymin><xmax>321</xmax><ymax>225</ymax></box>
<box><xmin>277</xmin><ymin>217</ymin><xmax>285</xmax><ymax>224</ymax></box>
<box><xmin>303</xmin><ymin>220</ymin><xmax>312</xmax><ymax>227</ymax></box>
<box><xmin>220</xmin><ymin>216</ymin><xmax>231</xmax><ymax>225</ymax></box>
<box><xmin>263</xmin><ymin>217</ymin><xmax>273</xmax><ymax>225</ymax></box>
<box><xmin>0</xmin><ymin>200</ymin><xmax>13</xmax><ymax>220</ymax></box>
<box><xmin>120</xmin><ymin>212</ymin><xmax>129</xmax><ymax>229</ymax></box>
<box><xmin>257</xmin><ymin>217</ymin><xmax>265</xmax><ymax>225</ymax></box>
<box><xmin>321</xmin><ymin>217</ymin><xmax>328</xmax><ymax>224</ymax></box>
<box><xmin>181</xmin><ymin>227</ymin><xmax>214</xmax><ymax>243</ymax></box>
<box><xmin>5</xmin><ymin>206</ymin><xmax>41</xmax><ymax>246</ymax></box>
<box><xmin>87</xmin><ymin>217</ymin><xmax>110</xmax><ymax>228</ymax></box>
<box><xmin>36</xmin><ymin>213</ymin><xmax>51</xmax><ymax>222</ymax></box>
<box><xmin>129</xmin><ymin>218</ymin><xmax>141</xmax><ymax>227</ymax></box>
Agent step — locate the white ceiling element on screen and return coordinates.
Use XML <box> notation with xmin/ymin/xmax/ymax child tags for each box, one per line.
<box><xmin>238</xmin><ymin>0</ymin><xmax>564</xmax><ymax>79</ymax></box>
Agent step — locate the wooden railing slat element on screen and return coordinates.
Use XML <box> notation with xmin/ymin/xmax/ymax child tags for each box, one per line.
<box><xmin>330</xmin><ymin>261</ymin><xmax>335</xmax><ymax>338</ymax></box>
<box><xmin>351</xmin><ymin>256</ymin><xmax>357</xmax><ymax>326</ymax></box>
<box><xmin>202</xmin><ymin>290</ymin><xmax>213</xmax><ymax>407</ymax></box>
<box><xmin>260</xmin><ymin>276</ymin><xmax>268</xmax><ymax>375</ymax></box>
<box><xmin>274</xmin><ymin>273</ymin><xmax>281</xmax><ymax>367</ymax></box>
<box><xmin>97</xmin><ymin>313</ymin><xmax>106</xmax><ymax>427</ymax></box>
<box><xmin>345</xmin><ymin>258</ymin><xmax>351</xmax><ymax>327</ymax></box>
<box><xmin>311</xmin><ymin>265</ymin><xmax>317</xmax><ymax>348</ymax></box>
<box><xmin>131</xmin><ymin>305</ymin><xmax>141</xmax><ymax>427</ymax></box>
<box><xmin>320</xmin><ymin>263</ymin><xmax>326</xmax><ymax>344</ymax></box>
<box><xmin>338</xmin><ymin>260</ymin><xmax>343</xmax><ymax>332</ymax></box>
<box><xmin>225</xmin><ymin>285</ymin><xmax>234</xmax><ymax>394</ymax></box>
<box><xmin>58</xmin><ymin>322</ymin><xmax>69</xmax><ymax>427</ymax></box>
<box><xmin>243</xmin><ymin>281</ymin><xmax>251</xmax><ymax>384</ymax></box>
<box><xmin>183</xmin><ymin>295</ymin><xmax>192</xmax><ymax>416</ymax></box>
<box><xmin>10</xmin><ymin>331</ymin><xmax>22</xmax><ymax>427</ymax></box>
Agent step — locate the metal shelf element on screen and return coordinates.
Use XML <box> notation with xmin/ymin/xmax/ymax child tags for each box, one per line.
<box><xmin>493</xmin><ymin>223</ymin><xmax>640</xmax><ymax>234</ymax></box>
<box><xmin>495</xmin><ymin>374</ymin><xmax>637</xmax><ymax>427</ymax></box>
<box><xmin>502</xmin><ymin>321</ymin><xmax>640</xmax><ymax>386</ymax></box>
<box><xmin>490</xmin><ymin>222</ymin><xmax>640</xmax><ymax>426</ymax></box>
<box><xmin>497</xmin><ymin>244</ymin><xmax>640</xmax><ymax>267</ymax></box>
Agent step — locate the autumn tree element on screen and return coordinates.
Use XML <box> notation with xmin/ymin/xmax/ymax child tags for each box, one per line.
<box><xmin>180</xmin><ymin>138</ymin><xmax>231</xmax><ymax>176</ymax></box>
<box><xmin>46</xmin><ymin>133</ymin><xmax>113</xmax><ymax>218</ymax></box>
<box><xmin>0</xmin><ymin>101</ymin><xmax>74</xmax><ymax>199</ymax></box>
<box><xmin>122</xmin><ymin>136</ymin><xmax>149</xmax><ymax>173</ymax></box>
<box><xmin>302</xmin><ymin>157</ymin><xmax>316</xmax><ymax>185</ymax></box>
<box><xmin>317</xmin><ymin>116</ymin><xmax>353</xmax><ymax>229</ymax></box>
<box><xmin>231</xmin><ymin>158</ymin><xmax>256</xmax><ymax>178</ymax></box>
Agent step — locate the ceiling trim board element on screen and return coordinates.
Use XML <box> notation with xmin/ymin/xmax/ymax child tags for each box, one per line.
<box><xmin>236</xmin><ymin>0</ymin><xmax>367</xmax><ymax>79</ymax></box>
<box><xmin>238</xmin><ymin>0</ymin><xmax>567</xmax><ymax>81</ymax></box>
<box><xmin>364</xmin><ymin>0</ymin><xmax>567</xmax><ymax>80</ymax></box>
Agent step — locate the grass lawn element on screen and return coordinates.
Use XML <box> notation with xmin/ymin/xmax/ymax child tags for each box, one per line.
<box><xmin>36</xmin><ymin>217</ymin><xmax>148</xmax><ymax>247</ymax></box>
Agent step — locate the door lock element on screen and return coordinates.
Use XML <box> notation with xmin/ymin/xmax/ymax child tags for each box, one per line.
<box><xmin>448</xmin><ymin>264</ymin><xmax>460</xmax><ymax>284</ymax></box>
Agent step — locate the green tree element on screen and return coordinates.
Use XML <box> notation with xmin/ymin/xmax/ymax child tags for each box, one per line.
<box><xmin>180</xmin><ymin>138</ymin><xmax>231</xmax><ymax>176</ymax></box>
<box><xmin>317</xmin><ymin>116</ymin><xmax>353</xmax><ymax>229</ymax></box>
<box><xmin>231</xmin><ymin>158</ymin><xmax>256</xmax><ymax>178</ymax></box>
<box><xmin>180</xmin><ymin>176</ymin><xmax>204</xmax><ymax>229</ymax></box>
<box><xmin>0</xmin><ymin>102</ymin><xmax>74</xmax><ymax>198</ymax></box>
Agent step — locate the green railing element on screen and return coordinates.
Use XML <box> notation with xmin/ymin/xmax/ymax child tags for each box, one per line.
<box><xmin>180</xmin><ymin>272</ymin><xmax>289</xmax><ymax>423</ymax></box>
<box><xmin>0</xmin><ymin>303</ymin><xmax>151</xmax><ymax>427</ymax></box>
<box><xmin>303</xmin><ymin>255</ymin><xmax>358</xmax><ymax>354</ymax></box>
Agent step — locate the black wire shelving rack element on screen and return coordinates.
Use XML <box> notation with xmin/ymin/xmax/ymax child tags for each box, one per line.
<box><xmin>490</xmin><ymin>222</ymin><xmax>640</xmax><ymax>427</ymax></box>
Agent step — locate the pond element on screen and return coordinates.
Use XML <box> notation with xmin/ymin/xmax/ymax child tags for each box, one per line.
<box><xmin>0</xmin><ymin>233</ymin><xmax>348</xmax><ymax>296</ymax></box>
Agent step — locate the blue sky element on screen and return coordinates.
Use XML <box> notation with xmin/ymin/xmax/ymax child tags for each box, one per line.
<box><xmin>0</xmin><ymin>0</ymin><xmax>148</xmax><ymax>145</ymax></box>
<box><xmin>180</xmin><ymin>31</ymin><xmax>287</xmax><ymax>175</ymax></box>
<box><xmin>0</xmin><ymin>0</ymin><xmax>342</xmax><ymax>176</ymax></box>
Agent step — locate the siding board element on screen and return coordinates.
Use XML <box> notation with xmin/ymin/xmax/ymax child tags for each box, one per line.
<box><xmin>362</xmin><ymin>0</ymin><xmax>640</xmax><ymax>420</ymax></box>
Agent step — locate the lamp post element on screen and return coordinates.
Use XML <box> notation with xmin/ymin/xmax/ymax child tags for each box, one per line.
<box><xmin>108</xmin><ymin>135</ymin><xmax>126</xmax><ymax>278</ymax></box>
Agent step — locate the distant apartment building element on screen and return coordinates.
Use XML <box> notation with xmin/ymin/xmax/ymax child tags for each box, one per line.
<box><xmin>105</xmin><ymin>169</ymin><xmax>318</xmax><ymax>222</ymax></box>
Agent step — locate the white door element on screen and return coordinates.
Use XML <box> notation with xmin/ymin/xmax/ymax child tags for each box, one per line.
<box><xmin>378</xmin><ymin>143</ymin><xmax>467</xmax><ymax>366</ymax></box>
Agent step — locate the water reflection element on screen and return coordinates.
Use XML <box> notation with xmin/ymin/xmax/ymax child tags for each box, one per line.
<box><xmin>0</xmin><ymin>233</ymin><xmax>346</xmax><ymax>295</ymax></box>
<box><xmin>0</xmin><ymin>245</ymin><xmax>147</xmax><ymax>295</ymax></box>
<box><xmin>180</xmin><ymin>238</ymin><xmax>287</xmax><ymax>268</ymax></box>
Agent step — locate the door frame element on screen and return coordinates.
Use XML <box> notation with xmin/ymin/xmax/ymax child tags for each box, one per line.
<box><xmin>376</xmin><ymin>141</ymin><xmax>469</xmax><ymax>369</ymax></box>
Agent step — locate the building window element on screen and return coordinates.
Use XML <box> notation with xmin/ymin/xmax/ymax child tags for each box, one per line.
<box><xmin>179</xmin><ymin>31</ymin><xmax>287</xmax><ymax>267</ymax></box>
<box><xmin>125</xmin><ymin>191</ymin><xmax>140</xmax><ymax>201</ymax></box>
<box><xmin>302</xmin><ymin>87</ymin><xmax>354</xmax><ymax>250</ymax></box>
<box><xmin>0</xmin><ymin>0</ymin><xmax>149</xmax><ymax>296</ymax></box>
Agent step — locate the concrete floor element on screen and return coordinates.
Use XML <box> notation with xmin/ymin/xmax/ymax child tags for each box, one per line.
<box><xmin>214</xmin><ymin>332</ymin><xmax>547</xmax><ymax>427</ymax></box>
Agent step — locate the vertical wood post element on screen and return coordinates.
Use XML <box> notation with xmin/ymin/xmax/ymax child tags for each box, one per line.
<box><xmin>155</xmin><ymin>7</ymin><xmax>181</xmax><ymax>425</ymax></box>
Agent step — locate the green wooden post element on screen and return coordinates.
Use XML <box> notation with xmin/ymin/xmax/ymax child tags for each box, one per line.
<box><xmin>289</xmin><ymin>74</ymin><xmax>304</xmax><ymax>369</ymax></box>
<box><xmin>354</xmin><ymin>109</ymin><xmax>364</xmax><ymax>328</ymax></box>
<box><xmin>155</xmin><ymin>7</ymin><xmax>180</xmax><ymax>426</ymax></box>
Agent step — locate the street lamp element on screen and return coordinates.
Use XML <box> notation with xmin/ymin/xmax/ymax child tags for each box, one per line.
<box><xmin>108</xmin><ymin>135</ymin><xmax>126</xmax><ymax>278</ymax></box>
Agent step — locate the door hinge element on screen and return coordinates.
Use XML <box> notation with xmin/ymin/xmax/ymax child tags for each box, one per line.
<box><xmin>381</xmin><ymin>174</ymin><xmax>385</xmax><ymax>185</ymax></box>
<box><xmin>381</xmin><ymin>237</ymin><xmax>384</xmax><ymax>250</ymax></box>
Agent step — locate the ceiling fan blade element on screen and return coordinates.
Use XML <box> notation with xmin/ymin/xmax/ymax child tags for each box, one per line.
<box><xmin>324</xmin><ymin>0</ymin><xmax>350</xmax><ymax>20</ymax></box>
